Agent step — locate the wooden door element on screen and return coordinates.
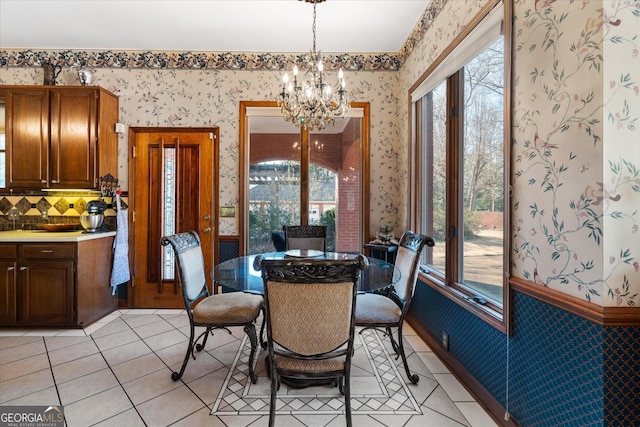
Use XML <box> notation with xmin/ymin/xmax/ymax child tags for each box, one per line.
<box><xmin>130</xmin><ymin>128</ymin><xmax>218</xmax><ymax>308</ymax></box>
<box><xmin>49</xmin><ymin>88</ymin><xmax>97</xmax><ymax>188</ymax></box>
<box><xmin>2</xmin><ymin>87</ymin><xmax>49</xmax><ymax>188</ymax></box>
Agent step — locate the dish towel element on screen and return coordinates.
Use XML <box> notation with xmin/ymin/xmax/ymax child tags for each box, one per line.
<box><xmin>110</xmin><ymin>193</ymin><xmax>131</xmax><ymax>295</ymax></box>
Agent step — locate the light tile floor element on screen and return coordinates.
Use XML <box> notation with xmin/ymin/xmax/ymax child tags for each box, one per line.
<box><xmin>0</xmin><ymin>310</ymin><xmax>498</xmax><ymax>427</ymax></box>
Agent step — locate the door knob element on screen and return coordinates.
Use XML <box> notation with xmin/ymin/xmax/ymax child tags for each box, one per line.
<box><xmin>204</xmin><ymin>215</ymin><xmax>211</xmax><ymax>221</ymax></box>
<box><xmin>203</xmin><ymin>227</ymin><xmax>212</xmax><ymax>233</ymax></box>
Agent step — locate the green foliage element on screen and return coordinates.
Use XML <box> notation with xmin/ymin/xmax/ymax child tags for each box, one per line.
<box><xmin>249</xmin><ymin>204</ymin><xmax>292</xmax><ymax>254</ymax></box>
<box><xmin>463</xmin><ymin>210</ymin><xmax>483</xmax><ymax>239</ymax></box>
<box><xmin>319</xmin><ymin>208</ymin><xmax>336</xmax><ymax>251</ymax></box>
<box><xmin>431</xmin><ymin>206</ymin><xmax>482</xmax><ymax>240</ymax></box>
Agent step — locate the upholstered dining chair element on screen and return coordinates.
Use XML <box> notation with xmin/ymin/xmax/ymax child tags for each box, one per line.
<box><xmin>271</xmin><ymin>230</ymin><xmax>286</xmax><ymax>252</ymax></box>
<box><xmin>257</xmin><ymin>255</ymin><xmax>369</xmax><ymax>427</ymax></box>
<box><xmin>282</xmin><ymin>224</ymin><xmax>327</xmax><ymax>251</ymax></box>
<box><xmin>161</xmin><ymin>230</ymin><xmax>264</xmax><ymax>383</ymax></box>
<box><xmin>355</xmin><ymin>231</ymin><xmax>435</xmax><ymax>384</ymax></box>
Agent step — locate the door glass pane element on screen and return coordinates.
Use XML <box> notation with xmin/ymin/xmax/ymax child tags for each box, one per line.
<box><xmin>423</xmin><ymin>81</ymin><xmax>447</xmax><ymax>274</ymax></box>
<box><xmin>310</xmin><ymin>117</ymin><xmax>361</xmax><ymax>252</ymax></box>
<box><xmin>248</xmin><ymin>117</ymin><xmax>301</xmax><ymax>254</ymax></box>
<box><xmin>162</xmin><ymin>147</ymin><xmax>176</xmax><ymax>280</ymax></box>
<box><xmin>461</xmin><ymin>37</ymin><xmax>504</xmax><ymax>303</ymax></box>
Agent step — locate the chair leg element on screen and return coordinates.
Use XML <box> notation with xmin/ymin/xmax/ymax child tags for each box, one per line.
<box><xmin>244</xmin><ymin>323</ymin><xmax>259</xmax><ymax>384</ymax></box>
<box><xmin>269</xmin><ymin>364</ymin><xmax>278</xmax><ymax>427</ymax></box>
<box><xmin>395</xmin><ymin>324</ymin><xmax>419</xmax><ymax>384</ymax></box>
<box><xmin>344</xmin><ymin>371</ymin><xmax>352</xmax><ymax>427</ymax></box>
<box><xmin>195</xmin><ymin>327</ymin><xmax>211</xmax><ymax>352</ymax></box>
<box><xmin>259</xmin><ymin>307</ymin><xmax>267</xmax><ymax>349</ymax></box>
<box><xmin>386</xmin><ymin>326</ymin><xmax>400</xmax><ymax>354</ymax></box>
<box><xmin>172</xmin><ymin>323</ymin><xmax>196</xmax><ymax>381</ymax></box>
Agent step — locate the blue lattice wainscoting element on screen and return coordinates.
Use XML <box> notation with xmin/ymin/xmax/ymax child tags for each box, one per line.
<box><xmin>509</xmin><ymin>292</ymin><xmax>603</xmax><ymax>425</ymax></box>
<box><xmin>410</xmin><ymin>281</ymin><xmax>637</xmax><ymax>427</ymax></box>
<box><xmin>604</xmin><ymin>325</ymin><xmax>640</xmax><ymax>425</ymax></box>
<box><xmin>219</xmin><ymin>237</ymin><xmax>240</xmax><ymax>263</ymax></box>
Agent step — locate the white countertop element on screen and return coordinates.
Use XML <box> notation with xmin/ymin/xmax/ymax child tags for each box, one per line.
<box><xmin>0</xmin><ymin>230</ymin><xmax>116</xmax><ymax>243</ymax></box>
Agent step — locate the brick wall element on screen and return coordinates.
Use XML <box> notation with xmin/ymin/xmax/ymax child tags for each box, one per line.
<box><xmin>250</xmin><ymin>119</ymin><xmax>363</xmax><ymax>252</ymax></box>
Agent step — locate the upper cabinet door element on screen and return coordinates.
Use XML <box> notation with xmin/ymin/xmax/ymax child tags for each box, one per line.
<box><xmin>0</xmin><ymin>85</ymin><xmax>119</xmax><ymax>191</ymax></box>
<box><xmin>3</xmin><ymin>88</ymin><xmax>50</xmax><ymax>189</ymax></box>
<box><xmin>49</xmin><ymin>88</ymin><xmax>97</xmax><ymax>189</ymax></box>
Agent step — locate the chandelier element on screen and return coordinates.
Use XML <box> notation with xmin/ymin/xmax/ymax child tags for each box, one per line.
<box><xmin>277</xmin><ymin>0</ymin><xmax>349</xmax><ymax>131</ymax></box>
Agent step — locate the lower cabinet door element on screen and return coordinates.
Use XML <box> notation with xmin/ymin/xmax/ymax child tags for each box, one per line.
<box><xmin>0</xmin><ymin>261</ymin><xmax>18</xmax><ymax>325</ymax></box>
<box><xmin>20</xmin><ymin>260</ymin><xmax>75</xmax><ymax>325</ymax></box>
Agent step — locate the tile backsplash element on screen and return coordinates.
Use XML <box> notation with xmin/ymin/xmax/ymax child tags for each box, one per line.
<box><xmin>0</xmin><ymin>192</ymin><xmax>128</xmax><ymax>231</ymax></box>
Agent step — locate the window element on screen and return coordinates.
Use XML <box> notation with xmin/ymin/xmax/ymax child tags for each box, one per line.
<box><xmin>240</xmin><ymin>102</ymin><xmax>370</xmax><ymax>255</ymax></box>
<box><xmin>411</xmin><ymin>2</ymin><xmax>509</xmax><ymax>327</ymax></box>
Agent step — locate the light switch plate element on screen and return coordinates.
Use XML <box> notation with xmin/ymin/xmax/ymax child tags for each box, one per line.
<box><xmin>220</xmin><ymin>206</ymin><xmax>236</xmax><ymax>217</ymax></box>
<box><xmin>115</xmin><ymin>123</ymin><xmax>126</xmax><ymax>134</ymax></box>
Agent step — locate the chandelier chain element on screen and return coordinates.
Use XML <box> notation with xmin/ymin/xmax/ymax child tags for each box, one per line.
<box><xmin>312</xmin><ymin>3</ymin><xmax>317</xmax><ymax>54</ymax></box>
<box><xmin>277</xmin><ymin>0</ymin><xmax>349</xmax><ymax>131</ymax></box>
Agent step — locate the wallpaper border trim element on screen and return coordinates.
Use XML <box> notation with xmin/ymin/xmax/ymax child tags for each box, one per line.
<box><xmin>0</xmin><ymin>1</ymin><xmax>450</xmax><ymax>73</ymax></box>
<box><xmin>510</xmin><ymin>277</ymin><xmax>640</xmax><ymax>327</ymax></box>
<box><xmin>0</xmin><ymin>49</ymin><xmax>402</xmax><ymax>72</ymax></box>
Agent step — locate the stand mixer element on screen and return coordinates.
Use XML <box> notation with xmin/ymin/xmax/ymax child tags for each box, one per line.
<box><xmin>80</xmin><ymin>199</ymin><xmax>107</xmax><ymax>232</ymax></box>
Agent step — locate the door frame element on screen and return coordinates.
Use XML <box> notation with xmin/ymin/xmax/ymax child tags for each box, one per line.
<box><xmin>127</xmin><ymin>127</ymin><xmax>219</xmax><ymax>307</ymax></box>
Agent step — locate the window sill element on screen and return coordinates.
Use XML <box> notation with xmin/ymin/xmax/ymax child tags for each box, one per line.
<box><xmin>417</xmin><ymin>270</ymin><xmax>507</xmax><ymax>334</ymax></box>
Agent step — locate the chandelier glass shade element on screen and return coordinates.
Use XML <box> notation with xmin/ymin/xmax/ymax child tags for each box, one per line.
<box><xmin>277</xmin><ymin>0</ymin><xmax>349</xmax><ymax>131</ymax></box>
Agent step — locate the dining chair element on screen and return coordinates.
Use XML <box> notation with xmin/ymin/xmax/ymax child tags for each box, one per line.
<box><xmin>355</xmin><ymin>231</ymin><xmax>435</xmax><ymax>384</ymax></box>
<box><xmin>161</xmin><ymin>230</ymin><xmax>264</xmax><ymax>383</ymax></box>
<box><xmin>271</xmin><ymin>230</ymin><xmax>286</xmax><ymax>252</ymax></box>
<box><xmin>282</xmin><ymin>224</ymin><xmax>327</xmax><ymax>251</ymax></box>
<box><xmin>258</xmin><ymin>255</ymin><xmax>369</xmax><ymax>427</ymax></box>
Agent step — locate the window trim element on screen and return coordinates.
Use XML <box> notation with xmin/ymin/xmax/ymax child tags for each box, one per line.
<box><xmin>408</xmin><ymin>0</ymin><xmax>512</xmax><ymax>333</ymax></box>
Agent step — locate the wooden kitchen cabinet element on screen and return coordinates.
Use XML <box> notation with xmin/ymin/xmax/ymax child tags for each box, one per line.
<box><xmin>19</xmin><ymin>244</ymin><xmax>76</xmax><ymax>325</ymax></box>
<box><xmin>0</xmin><ymin>237</ymin><xmax>117</xmax><ymax>327</ymax></box>
<box><xmin>0</xmin><ymin>244</ymin><xmax>18</xmax><ymax>324</ymax></box>
<box><xmin>0</xmin><ymin>85</ymin><xmax>119</xmax><ymax>190</ymax></box>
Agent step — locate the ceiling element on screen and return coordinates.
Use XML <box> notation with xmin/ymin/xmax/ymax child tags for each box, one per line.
<box><xmin>0</xmin><ymin>0</ymin><xmax>430</xmax><ymax>54</ymax></box>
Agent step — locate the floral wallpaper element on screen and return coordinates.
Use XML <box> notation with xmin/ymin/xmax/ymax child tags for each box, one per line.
<box><xmin>0</xmin><ymin>64</ymin><xmax>402</xmax><ymax>238</ymax></box>
<box><xmin>1</xmin><ymin>0</ymin><xmax>638</xmax><ymax>307</ymax></box>
<box><xmin>397</xmin><ymin>0</ymin><xmax>639</xmax><ymax>307</ymax></box>
<box><xmin>510</xmin><ymin>0</ymin><xmax>639</xmax><ymax>306</ymax></box>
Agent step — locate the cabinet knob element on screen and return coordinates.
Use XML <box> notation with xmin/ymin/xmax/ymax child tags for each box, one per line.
<box><xmin>7</xmin><ymin>267</ymin><xmax>14</xmax><ymax>271</ymax></box>
<box><xmin>41</xmin><ymin>180</ymin><xmax>48</xmax><ymax>184</ymax></box>
<box><xmin>203</xmin><ymin>227</ymin><xmax>212</xmax><ymax>233</ymax></box>
<box><xmin>19</xmin><ymin>266</ymin><xmax>27</xmax><ymax>271</ymax></box>
<box><xmin>40</xmin><ymin>250</ymin><xmax>54</xmax><ymax>253</ymax></box>
<box><xmin>51</xmin><ymin>180</ymin><xmax>59</xmax><ymax>184</ymax></box>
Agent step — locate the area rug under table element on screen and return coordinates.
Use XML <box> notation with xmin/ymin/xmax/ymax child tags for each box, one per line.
<box><xmin>211</xmin><ymin>328</ymin><xmax>422</xmax><ymax>416</ymax></box>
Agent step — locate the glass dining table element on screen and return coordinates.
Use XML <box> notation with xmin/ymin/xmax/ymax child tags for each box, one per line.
<box><xmin>212</xmin><ymin>251</ymin><xmax>400</xmax><ymax>295</ymax></box>
<box><xmin>212</xmin><ymin>250</ymin><xmax>399</xmax><ymax>388</ymax></box>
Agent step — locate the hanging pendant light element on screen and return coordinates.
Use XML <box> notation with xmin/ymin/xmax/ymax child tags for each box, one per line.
<box><xmin>277</xmin><ymin>0</ymin><xmax>349</xmax><ymax>131</ymax></box>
